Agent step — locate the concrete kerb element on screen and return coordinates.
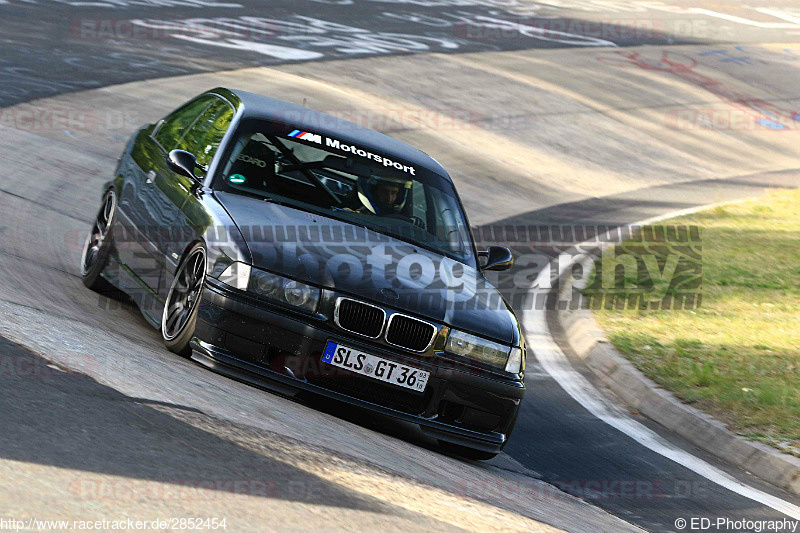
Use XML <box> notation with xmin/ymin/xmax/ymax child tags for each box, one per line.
<box><xmin>546</xmin><ymin>205</ymin><xmax>800</xmax><ymax>496</ymax></box>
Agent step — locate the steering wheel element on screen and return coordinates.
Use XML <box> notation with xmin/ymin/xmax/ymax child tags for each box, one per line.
<box><xmin>384</xmin><ymin>213</ymin><xmax>426</xmax><ymax>229</ymax></box>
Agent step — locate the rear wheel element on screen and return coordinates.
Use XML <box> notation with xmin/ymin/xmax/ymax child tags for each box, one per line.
<box><xmin>80</xmin><ymin>190</ymin><xmax>116</xmax><ymax>292</ymax></box>
<box><xmin>162</xmin><ymin>243</ymin><xmax>206</xmax><ymax>357</ymax></box>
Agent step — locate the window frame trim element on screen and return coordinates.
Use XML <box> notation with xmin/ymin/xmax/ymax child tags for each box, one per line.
<box><xmin>150</xmin><ymin>93</ymin><xmax>235</xmax><ymax>156</ymax></box>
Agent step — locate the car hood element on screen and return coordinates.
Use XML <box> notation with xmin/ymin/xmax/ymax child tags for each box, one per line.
<box><xmin>214</xmin><ymin>192</ymin><xmax>518</xmax><ymax>345</ymax></box>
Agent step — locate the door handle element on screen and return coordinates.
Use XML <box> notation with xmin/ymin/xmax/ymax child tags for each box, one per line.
<box><xmin>146</xmin><ymin>170</ymin><xmax>156</xmax><ymax>184</ymax></box>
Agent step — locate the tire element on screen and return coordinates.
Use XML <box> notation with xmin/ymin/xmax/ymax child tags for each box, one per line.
<box><xmin>161</xmin><ymin>243</ymin><xmax>206</xmax><ymax>357</ymax></box>
<box><xmin>438</xmin><ymin>440</ymin><xmax>499</xmax><ymax>461</ymax></box>
<box><xmin>80</xmin><ymin>190</ymin><xmax>117</xmax><ymax>292</ymax></box>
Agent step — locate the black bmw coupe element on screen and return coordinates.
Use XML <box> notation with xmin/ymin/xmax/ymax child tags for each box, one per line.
<box><xmin>81</xmin><ymin>88</ymin><xmax>526</xmax><ymax>460</ymax></box>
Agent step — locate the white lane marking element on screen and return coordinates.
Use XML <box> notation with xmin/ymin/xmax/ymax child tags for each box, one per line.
<box><xmin>524</xmin><ymin>203</ymin><xmax>800</xmax><ymax>520</ymax></box>
<box><xmin>754</xmin><ymin>8</ymin><xmax>800</xmax><ymax>26</ymax></box>
<box><xmin>689</xmin><ymin>8</ymin><xmax>799</xmax><ymax>29</ymax></box>
<box><xmin>172</xmin><ymin>36</ymin><xmax>325</xmax><ymax>61</ymax></box>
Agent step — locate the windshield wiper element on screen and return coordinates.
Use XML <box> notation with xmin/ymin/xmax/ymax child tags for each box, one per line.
<box><xmin>262</xmin><ymin>196</ymin><xmax>295</xmax><ymax>208</ymax></box>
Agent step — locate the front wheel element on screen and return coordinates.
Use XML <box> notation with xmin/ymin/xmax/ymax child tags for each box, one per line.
<box><xmin>161</xmin><ymin>243</ymin><xmax>206</xmax><ymax>357</ymax></box>
<box><xmin>80</xmin><ymin>190</ymin><xmax>116</xmax><ymax>292</ymax></box>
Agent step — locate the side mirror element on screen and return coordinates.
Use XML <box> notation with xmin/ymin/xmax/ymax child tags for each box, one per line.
<box><xmin>167</xmin><ymin>149</ymin><xmax>205</xmax><ymax>182</ymax></box>
<box><xmin>479</xmin><ymin>246</ymin><xmax>514</xmax><ymax>271</ymax></box>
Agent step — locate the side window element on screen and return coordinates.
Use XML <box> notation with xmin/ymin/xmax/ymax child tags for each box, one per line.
<box><xmin>430</xmin><ymin>187</ymin><xmax>468</xmax><ymax>256</ymax></box>
<box><xmin>176</xmin><ymin>99</ymin><xmax>234</xmax><ymax>167</ymax></box>
<box><xmin>153</xmin><ymin>96</ymin><xmax>214</xmax><ymax>151</ymax></box>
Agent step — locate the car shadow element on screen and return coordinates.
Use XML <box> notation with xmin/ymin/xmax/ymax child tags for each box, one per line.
<box><xmin>0</xmin><ymin>335</ymin><xmax>434</xmax><ymax>518</ymax></box>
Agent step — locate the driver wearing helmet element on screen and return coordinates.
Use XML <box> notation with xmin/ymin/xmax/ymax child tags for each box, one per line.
<box><xmin>374</xmin><ymin>182</ymin><xmax>400</xmax><ymax>209</ymax></box>
<box><xmin>356</xmin><ymin>175</ymin><xmax>411</xmax><ymax>216</ymax></box>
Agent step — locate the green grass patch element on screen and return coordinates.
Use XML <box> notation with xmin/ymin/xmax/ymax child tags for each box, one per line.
<box><xmin>591</xmin><ymin>188</ymin><xmax>800</xmax><ymax>456</ymax></box>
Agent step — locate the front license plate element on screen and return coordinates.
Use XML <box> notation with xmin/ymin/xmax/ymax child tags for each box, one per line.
<box><xmin>322</xmin><ymin>341</ymin><xmax>429</xmax><ymax>393</ymax></box>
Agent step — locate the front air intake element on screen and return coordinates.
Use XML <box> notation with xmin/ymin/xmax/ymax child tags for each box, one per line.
<box><xmin>334</xmin><ymin>298</ymin><xmax>385</xmax><ymax>338</ymax></box>
<box><xmin>386</xmin><ymin>314</ymin><xmax>436</xmax><ymax>352</ymax></box>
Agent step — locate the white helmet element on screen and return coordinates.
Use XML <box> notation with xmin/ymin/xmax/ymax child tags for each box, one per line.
<box><xmin>357</xmin><ymin>175</ymin><xmax>412</xmax><ymax>215</ymax></box>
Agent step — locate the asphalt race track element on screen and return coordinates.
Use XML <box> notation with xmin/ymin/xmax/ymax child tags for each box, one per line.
<box><xmin>2</xmin><ymin>1</ymin><xmax>800</xmax><ymax>531</ymax></box>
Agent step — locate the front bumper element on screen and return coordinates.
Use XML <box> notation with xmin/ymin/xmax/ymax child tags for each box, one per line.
<box><xmin>192</xmin><ymin>280</ymin><xmax>525</xmax><ymax>453</ymax></box>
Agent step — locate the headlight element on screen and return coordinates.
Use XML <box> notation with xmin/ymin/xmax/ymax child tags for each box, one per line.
<box><xmin>249</xmin><ymin>269</ymin><xmax>284</xmax><ymax>299</ymax></box>
<box><xmin>249</xmin><ymin>268</ymin><xmax>320</xmax><ymax>313</ymax></box>
<box><xmin>445</xmin><ymin>329</ymin><xmax>512</xmax><ymax>370</ymax></box>
<box><xmin>218</xmin><ymin>262</ymin><xmax>320</xmax><ymax>313</ymax></box>
<box><xmin>444</xmin><ymin>330</ymin><xmax>524</xmax><ymax>373</ymax></box>
<box><xmin>283</xmin><ymin>280</ymin><xmax>316</xmax><ymax>308</ymax></box>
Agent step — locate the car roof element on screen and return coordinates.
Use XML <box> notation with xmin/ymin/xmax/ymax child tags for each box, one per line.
<box><xmin>212</xmin><ymin>87</ymin><xmax>451</xmax><ymax>180</ymax></box>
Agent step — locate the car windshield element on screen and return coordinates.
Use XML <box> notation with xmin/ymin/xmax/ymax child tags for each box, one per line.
<box><xmin>213</xmin><ymin>120</ymin><xmax>476</xmax><ymax>265</ymax></box>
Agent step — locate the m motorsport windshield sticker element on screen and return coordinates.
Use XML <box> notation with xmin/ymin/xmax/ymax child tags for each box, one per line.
<box><xmin>287</xmin><ymin>129</ymin><xmax>417</xmax><ymax>175</ymax></box>
<box><xmin>287</xmin><ymin>130</ymin><xmax>322</xmax><ymax>144</ymax></box>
